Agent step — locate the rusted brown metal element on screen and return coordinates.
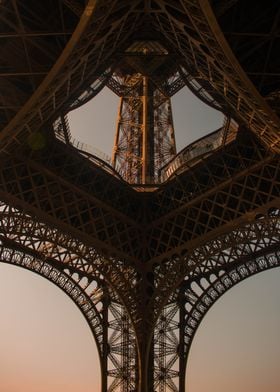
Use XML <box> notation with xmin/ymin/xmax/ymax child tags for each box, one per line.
<box><xmin>0</xmin><ymin>1</ymin><xmax>279</xmax><ymax>391</ymax></box>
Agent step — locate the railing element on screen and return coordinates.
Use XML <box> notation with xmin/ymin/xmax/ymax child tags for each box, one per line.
<box><xmin>70</xmin><ymin>138</ymin><xmax>112</xmax><ymax>165</ymax></box>
<box><xmin>70</xmin><ymin>138</ymin><xmax>123</xmax><ymax>179</ymax></box>
<box><xmin>53</xmin><ymin>115</ymin><xmax>123</xmax><ymax>180</ymax></box>
<box><xmin>53</xmin><ymin>115</ymin><xmax>72</xmax><ymax>143</ymax></box>
<box><xmin>159</xmin><ymin>117</ymin><xmax>238</xmax><ymax>182</ymax></box>
<box><xmin>53</xmin><ymin>115</ymin><xmax>238</xmax><ymax>187</ymax></box>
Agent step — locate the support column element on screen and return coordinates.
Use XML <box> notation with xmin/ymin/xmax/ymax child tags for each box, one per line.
<box><xmin>101</xmin><ymin>291</ymin><xmax>109</xmax><ymax>392</ymax></box>
<box><xmin>111</xmin><ymin>73</ymin><xmax>176</xmax><ymax>184</ymax></box>
<box><xmin>142</xmin><ymin>76</ymin><xmax>154</xmax><ymax>184</ymax></box>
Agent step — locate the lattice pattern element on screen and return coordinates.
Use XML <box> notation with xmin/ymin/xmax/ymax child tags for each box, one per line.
<box><xmin>152</xmin><ymin>209</ymin><xmax>280</xmax><ymax>322</ymax></box>
<box><xmin>0</xmin><ymin>239</ymin><xmax>138</xmax><ymax>392</ymax></box>
<box><xmin>0</xmin><ymin>202</ymin><xmax>140</xmax><ymax>325</ymax></box>
<box><xmin>112</xmin><ymin>74</ymin><xmax>176</xmax><ymax>184</ymax></box>
<box><xmin>150</xmin><ymin>246</ymin><xmax>280</xmax><ymax>392</ymax></box>
<box><xmin>146</xmin><ymin>133</ymin><xmax>280</xmax><ymax>260</ymax></box>
<box><xmin>154</xmin><ymin>301</ymin><xmax>180</xmax><ymax>392</ymax></box>
<box><xmin>180</xmin><ymin>248</ymin><xmax>280</xmax><ymax>385</ymax></box>
<box><xmin>1</xmin><ymin>208</ymin><xmax>279</xmax><ymax>392</ymax></box>
<box><xmin>0</xmin><ymin>2</ymin><xmax>279</xmax><ymax>391</ymax></box>
<box><xmin>0</xmin><ymin>242</ymin><xmax>105</xmax><ymax>354</ymax></box>
<box><xmin>0</xmin><ymin>1</ymin><xmax>144</xmax><ymax>150</ymax></box>
<box><xmin>0</xmin><ymin>148</ymin><xmax>144</xmax><ymax>262</ymax></box>
<box><xmin>107</xmin><ymin>299</ymin><xmax>136</xmax><ymax>392</ymax></box>
<box><xmin>1</xmin><ymin>1</ymin><xmax>279</xmax><ymax>154</ymax></box>
<box><xmin>150</xmin><ymin>0</ymin><xmax>280</xmax><ymax>150</ymax></box>
<box><xmin>1</xmin><ymin>130</ymin><xmax>279</xmax><ymax>265</ymax></box>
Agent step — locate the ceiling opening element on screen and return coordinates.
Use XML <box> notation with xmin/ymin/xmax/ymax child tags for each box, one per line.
<box><xmin>68</xmin><ymin>85</ymin><xmax>224</xmax><ymax>158</ymax></box>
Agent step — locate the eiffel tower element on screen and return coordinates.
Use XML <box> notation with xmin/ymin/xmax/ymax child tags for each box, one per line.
<box><xmin>0</xmin><ymin>1</ymin><xmax>279</xmax><ymax>391</ymax></box>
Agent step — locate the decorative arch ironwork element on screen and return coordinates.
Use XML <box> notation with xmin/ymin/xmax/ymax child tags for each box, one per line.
<box><xmin>151</xmin><ymin>208</ymin><xmax>280</xmax><ymax>392</ymax></box>
<box><xmin>0</xmin><ymin>236</ymin><xmax>137</xmax><ymax>392</ymax></box>
<box><xmin>179</xmin><ymin>247</ymin><xmax>280</xmax><ymax>390</ymax></box>
<box><xmin>0</xmin><ymin>243</ymin><xmax>106</xmax><ymax>379</ymax></box>
<box><xmin>152</xmin><ymin>247</ymin><xmax>280</xmax><ymax>392</ymax></box>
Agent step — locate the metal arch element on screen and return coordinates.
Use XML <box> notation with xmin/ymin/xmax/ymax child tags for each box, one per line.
<box><xmin>179</xmin><ymin>247</ymin><xmax>280</xmax><ymax>390</ymax></box>
<box><xmin>0</xmin><ymin>242</ymin><xmax>106</xmax><ymax>370</ymax></box>
<box><xmin>151</xmin><ymin>245</ymin><xmax>280</xmax><ymax>392</ymax></box>
<box><xmin>152</xmin><ymin>208</ymin><xmax>280</xmax><ymax>325</ymax></box>
<box><xmin>0</xmin><ymin>3</ymin><xmax>279</xmax><ymax>390</ymax></box>
<box><xmin>0</xmin><ymin>201</ymin><xmax>141</xmax><ymax>326</ymax></box>
<box><xmin>106</xmin><ymin>211</ymin><xmax>280</xmax><ymax>390</ymax></box>
<box><xmin>0</xmin><ymin>200</ymin><xmax>143</xmax><ymax>390</ymax></box>
<box><xmin>150</xmin><ymin>208</ymin><xmax>280</xmax><ymax>391</ymax></box>
<box><xmin>0</xmin><ymin>239</ymin><xmax>139</xmax><ymax>392</ymax></box>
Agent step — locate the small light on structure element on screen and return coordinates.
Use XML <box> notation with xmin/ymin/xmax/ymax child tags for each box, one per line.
<box><xmin>27</xmin><ymin>131</ymin><xmax>46</xmax><ymax>150</ymax></box>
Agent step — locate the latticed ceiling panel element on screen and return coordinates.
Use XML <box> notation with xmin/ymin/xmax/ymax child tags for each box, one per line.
<box><xmin>146</xmin><ymin>157</ymin><xmax>279</xmax><ymax>261</ymax></box>
<box><xmin>212</xmin><ymin>0</ymin><xmax>280</xmax><ymax>99</ymax></box>
<box><xmin>0</xmin><ymin>130</ymin><xmax>279</xmax><ymax>266</ymax></box>
<box><xmin>0</xmin><ymin>0</ymin><xmax>81</xmax><ymax>130</ymax></box>
<box><xmin>0</xmin><ymin>153</ymin><xmax>144</xmax><ymax>263</ymax></box>
<box><xmin>149</xmin><ymin>131</ymin><xmax>271</xmax><ymax>218</ymax></box>
<box><xmin>0</xmin><ymin>0</ymin><xmax>279</xmax><ymax>151</ymax></box>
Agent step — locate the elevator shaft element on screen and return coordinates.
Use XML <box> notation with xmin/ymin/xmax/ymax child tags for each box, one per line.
<box><xmin>112</xmin><ymin>75</ymin><xmax>176</xmax><ymax>184</ymax></box>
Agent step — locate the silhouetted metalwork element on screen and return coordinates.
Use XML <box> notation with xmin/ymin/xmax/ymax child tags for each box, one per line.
<box><xmin>0</xmin><ymin>1</ymin><xmax>279</xmax><ymax>391</ymax></box>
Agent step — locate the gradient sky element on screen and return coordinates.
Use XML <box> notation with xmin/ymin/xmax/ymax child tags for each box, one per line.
<box><xmin>0</xmin><ymin>87</ymin><xmax>280</xmax><ymax>391</ymax></box>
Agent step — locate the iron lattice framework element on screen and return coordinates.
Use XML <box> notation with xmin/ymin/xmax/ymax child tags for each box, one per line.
<box><xmin>0</xmin><ymin>1</ymin><xmax>279</xmax><ymax>392</ymax></box>
<box><xmin>111</xmin><ymin>74</ymin><xmax>176</xmax><ymax>184</ymax></box>
<box><xmin>109</xmin><ymin>40</ymin><xmax>177</xmax><ymax>184</ymax></box>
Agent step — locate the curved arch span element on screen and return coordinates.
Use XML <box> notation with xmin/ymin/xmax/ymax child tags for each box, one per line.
<box><xmin>184</xmin><ymin>248</ymin><xmax>280</xmax><ymax>347</ymax></box>
<box><xmin>0</xmin><ymin>242</ymin><xmax>105</xmax><ymax>362</ymax></box>
<box><xmin>152</xmin><ymin>248</ymin><xmax>280</xmax><ymax>392</ymax></box>
<box><xmin>0</xmin><ymin>241</ymin><xmax>139</xmax><ymax>392</ymax></box>
<box><xmin>152</xmin><ymin>209</ymin><xmax>280</xmax><ymax>391</ymax></box>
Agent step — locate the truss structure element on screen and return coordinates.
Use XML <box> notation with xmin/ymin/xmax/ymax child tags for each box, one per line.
<box><xmin>111</xmin><ymin>74</ymin><xmax>176</xmax><ymax>184</ymax></box>
<box><xmin>0</xmin><ymin>1</ymin><xmax>279</xmax><ymax>391</ymax></box>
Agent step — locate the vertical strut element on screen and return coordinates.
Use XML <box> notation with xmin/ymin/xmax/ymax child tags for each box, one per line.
<box><xmin>111</xmin><ymin>75</ymin><xmax>176</xmax><ymax>184</ymax></box>
<box><xmin>112</xmin><ymin>99</ymin><xmax>123</xmax><ymax>170</ymax></box>
<box><xmin>101</xmin><ymin>291</ymin><xmax>109</xmax><ymax>392</ymax></box>
<box><xmin>142</xmin><ymin>76</ymin><xmax>155</xmax><ymax>184</ymax></box>
<box><xmin>142</xmin><ymin>76</ymin><xmax>149</xmax><ymax>184</ymax></box>
<box><xmin>107</xmin><ymin>295</ymin><xmax>136</xmax><ymax>391</ymax></box>
<box><xmin>178</xmin><ymin>288</ymin><xmax>186</xmax><ymax>392</ymax></box>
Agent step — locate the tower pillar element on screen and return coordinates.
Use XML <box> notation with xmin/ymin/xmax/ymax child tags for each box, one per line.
<box><xmin>111</xmin><ymin>74</ymin><xmax>176</xmax><ymax>184</ymax></box>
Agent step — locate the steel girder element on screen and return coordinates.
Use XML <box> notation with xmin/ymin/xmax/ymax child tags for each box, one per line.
<box><xmin>0</xmin><ymin>0</ymin><xmax>81</xmax><ymax>129</ymax></box>
<box><xmin>0</xmin><ymin>1</ymin><xmax>279</xmax><ymax>152</ymax></box>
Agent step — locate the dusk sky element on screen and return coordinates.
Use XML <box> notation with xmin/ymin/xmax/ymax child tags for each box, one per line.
<box><xmin>0</xmin><ymin>86</ymin><xmax>280</xmax><ymax>391</ymax></box>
